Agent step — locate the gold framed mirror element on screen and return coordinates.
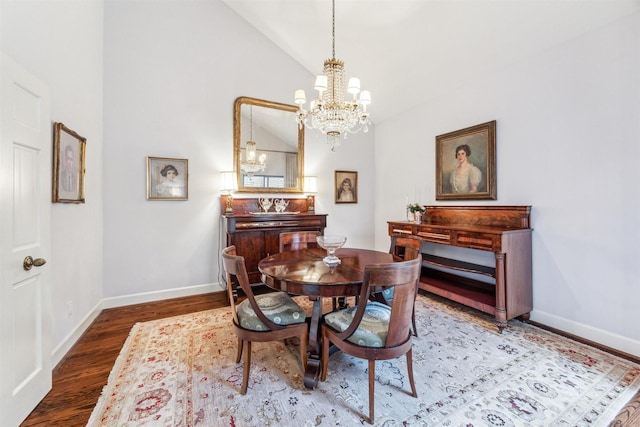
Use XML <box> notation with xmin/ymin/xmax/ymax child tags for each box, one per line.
<box><xmin>233</xmin><ymin>96</ymin><xmax>304</xmax><ymax>193</ymax></box>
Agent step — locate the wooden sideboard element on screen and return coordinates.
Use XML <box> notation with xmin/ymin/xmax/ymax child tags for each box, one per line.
<box><xmin>388</xmin><ymin>205</ymin><xmax>532</xmax><ymax>332</ymax></box>
<box><xmin>222</xmin><ymin>197</ymin><xmax>327</xmax><ymax>299</ymax></box>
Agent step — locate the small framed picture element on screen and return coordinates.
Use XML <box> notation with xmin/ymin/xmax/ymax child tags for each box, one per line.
<box><xmin>146</xmin><ymin>157</ymin><xmax>188</xmax><ymax>200</ymax></box>
<box><xmin>52</xmin><ymin>122</ymin><xmax>86</xmax><ymax>203</ymax></box>
<box><xmin>335</xmin><ymin>170</ymin><xmax>357</xmax><ymax>203</ymax></box>
<box><xmin>436</xmin><ymin>120</ymin><xmax>497</xmax><ymax>201</ymax></box>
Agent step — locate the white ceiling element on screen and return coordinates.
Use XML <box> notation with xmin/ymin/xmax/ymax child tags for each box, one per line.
<box><xmin>222</xmin><ymin>0</ymin><xmax>640</xmax><ymax>122</ymax></box>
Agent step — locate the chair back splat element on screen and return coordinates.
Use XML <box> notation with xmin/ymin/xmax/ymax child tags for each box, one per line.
<box><xmin>222</xmin><ymin>246</ymin><xmax>308</xmax><ymax>395</ymax></box>
<box><xmin>366</xmin><ymin>260</ymin><xmax>419</xmax><ymax>347</ymax></box>
<box><xmin>321</xmin><ymin>256</ymin><xmax>421</xmax><ymax>424</ymax></box>
<box><xmin>223</xmin><ymin>246</ymin><xmax>280</xmax><ymax>330</ymax></box>
<box><xmin>279</xmin><ymin>231</ymin><xmax>321</xmax><ymax>252</ymax></box>
<box><xmin>372</xmin><ymin>233</ymin><xmax>423</xmax><ymax>337</ymax></box>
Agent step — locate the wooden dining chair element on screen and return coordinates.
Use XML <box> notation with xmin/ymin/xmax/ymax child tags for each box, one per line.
<box><xmin>370</xmin><ymin>234</ymin><xmax>423</xmax><ymax>336</ymax></box>
<box><xmin>222</xmin><ymin>245</ymin><xmax>309</xmax><ymax>395</ymax></box>
<box><xmin>279</xmin><ymin>231</ymin><xmax>321</xmax><ymax>252</ymax></box>
<box><xmin>320</xmin><ymin>256</ymin><xmax>421</xmax><ymax>424</ymax></box>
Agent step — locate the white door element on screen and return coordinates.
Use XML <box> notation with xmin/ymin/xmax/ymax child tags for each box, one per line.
<box><xmin>0</xmin><ymin>53</ymin><xmax>52</xmax><ymax>426</ymax></box>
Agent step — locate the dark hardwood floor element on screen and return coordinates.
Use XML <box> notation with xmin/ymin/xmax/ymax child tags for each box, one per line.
<box><xmin>20</xmin><ymin>292</ymin><xmax>227</xmax><ymax>427</ymax></box>
<box><xmin>19</xmin><ymin>290</ymin><xmax>640</xmax><ymax>426</ymax></box>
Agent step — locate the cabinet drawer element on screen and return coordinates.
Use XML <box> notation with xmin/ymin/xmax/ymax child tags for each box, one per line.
<box><xmin>236</xmin><ymin>219</ymin><xmax>323</xmax><ymax>230</ymax></box>
<box><xmin>389</xmin><ymin>223</ymin><xmax>413</xmax><ymax>235</ymax></box>
<box><xmin>416</xmin><ymin>227</ymin><xmax>450</xmax><ymax>244</ymax></box>
<box><xmin>453</xmin><ymin>231</ymin><xmax>497</xmax><ymax>251</ymax></box>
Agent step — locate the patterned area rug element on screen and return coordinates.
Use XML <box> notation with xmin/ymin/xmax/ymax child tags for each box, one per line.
<box><xmin>87</xmin><ymin>295</ymin><xmax>640</xmax><ymax>426</ymax></box>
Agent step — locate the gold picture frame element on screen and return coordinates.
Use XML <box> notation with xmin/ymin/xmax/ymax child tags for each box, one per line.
<box><xmin>436</xmin><ymin>120</ymin><xmax>497</xmax><ymax>201</ymax></box>
<box><xmin>52</xmin><ymin>122</ymin><xmax>86</xmax><ymax>203</ymax></box>
<box><xmin>335</xmin><ymin>170</ymin><xmax>358</xmax><ymax>203</ymax></box>
<box><xmin>146</xmin><ymin>156</ymin><xmax>189</xmax><ymax>200</ymax></box>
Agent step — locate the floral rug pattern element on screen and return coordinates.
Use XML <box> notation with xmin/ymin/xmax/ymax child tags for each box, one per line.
<box><xmin>87</xmin><ymin>295</ymin><xmax>640</xmax><ymax>426</ymax></box>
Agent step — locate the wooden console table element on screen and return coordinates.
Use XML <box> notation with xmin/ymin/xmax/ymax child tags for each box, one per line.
<box><xmin>388</xmin><ymin>205</ymin><xmax>532</xmax><ymax>332</ymax></box>
<box><xmin>222</xmin><ymin>197</ymin><xmax>327</xmax><ymax>299</ymax></box>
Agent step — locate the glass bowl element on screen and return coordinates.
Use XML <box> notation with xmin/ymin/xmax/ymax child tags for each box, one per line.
<box><xmin>316</xmin><ymin>235</ymin><xmax>347</xmax><ymax>267</ymax></box>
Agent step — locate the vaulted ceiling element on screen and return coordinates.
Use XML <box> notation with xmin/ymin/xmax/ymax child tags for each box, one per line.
<box><xmin>222</xmin><ymin>0</ymin><xmax>640</xmax><ymax>122</ymax></box>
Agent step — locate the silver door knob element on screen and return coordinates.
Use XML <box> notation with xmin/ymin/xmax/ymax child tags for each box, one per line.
<box><xmin>23</xmin><ymin>256</ymin><xmax>47</xmax><ymax>271</ymax></box>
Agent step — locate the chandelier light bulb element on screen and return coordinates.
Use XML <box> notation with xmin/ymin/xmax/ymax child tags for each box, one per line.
<box><xmin>246</xmin><ymin>141</ymin><xmax>256</xmax><ymax>162</ymax></box>
<box><xmin>240</xmin><ymin>141</ymin><xmax>267</xmax><ymax>174</ymax></box>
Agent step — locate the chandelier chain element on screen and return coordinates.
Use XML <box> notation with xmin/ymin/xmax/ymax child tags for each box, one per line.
<box><xmin>331</xmin><ymin>0</ymin><xmax>335</xmax><ymax>59</ymax></box>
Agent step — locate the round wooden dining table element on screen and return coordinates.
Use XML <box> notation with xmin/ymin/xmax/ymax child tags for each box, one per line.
<box><xmin>258</xmin><ymin>247</ymin><xmax>398</xmax><ymax>389</ymax></box>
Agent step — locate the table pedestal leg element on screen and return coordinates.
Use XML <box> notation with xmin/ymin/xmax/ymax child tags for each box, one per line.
<box><xmin>303</xmin><ymin>297</ymin><xmax>323</xmax><ymax>388</ymax></box>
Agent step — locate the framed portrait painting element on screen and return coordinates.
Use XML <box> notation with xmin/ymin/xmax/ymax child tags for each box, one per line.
<box><xmin>436</xmin><ymin>120</ymin><xmax>496</xmax><ymax>201</ymax></box>
<box><xmin>335</xmin><ymin>170</ymin><xmax>357</xmax><ymax>203</ymax></box>
<box><xmin>52</xmin><ymin>122</ymin><xmax>86</xmax><ymax>203</ymax></box>
<box><xmin>147</xmin><ymin>156</ymin><xmax>189</xmax><ymax>200</ymax></box>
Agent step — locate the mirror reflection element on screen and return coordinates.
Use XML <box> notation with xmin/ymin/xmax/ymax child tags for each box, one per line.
<box><xmin>234</xmin><ymin>97</ymin><xmax>304</xmax><ymax>193</ymax></box>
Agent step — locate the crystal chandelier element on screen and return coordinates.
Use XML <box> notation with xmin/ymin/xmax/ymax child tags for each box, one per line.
<box><xmin>240</xmin><ymin>106</ymin><xmax>266</xmax><ymax>175</ymax></box>
<box><xmin>294</xmin><ymin>0</ymin><xmax>371</xmax><ymax>151</ymax></box>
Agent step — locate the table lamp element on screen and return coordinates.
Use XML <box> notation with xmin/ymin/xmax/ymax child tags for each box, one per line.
<box><xmin>303</xmin><ymin>176</ymin><xmax>317</xmax><ymax>213</ymax></box>
<box><xmin>221</xmin><ymin>171</ymin><xmax>237</xmax><ymax>214</ymax></box>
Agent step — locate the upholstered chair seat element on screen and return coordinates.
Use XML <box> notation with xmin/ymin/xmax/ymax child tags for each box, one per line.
<box><xmin>323</xmin><ymin>301</ymin><xmax>390</xmax><ymax>348</ymax></box>
<box><xmin>236</xmin><ymin>292</ymin><xmax>306</xmax><ymax>331</ymax></box>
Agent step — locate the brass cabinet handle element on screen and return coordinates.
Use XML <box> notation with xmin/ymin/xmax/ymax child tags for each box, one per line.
<box><xmin>23</xmin><ymin>256</ymin><xmax>47</xmax><ymax>271</ymax></box>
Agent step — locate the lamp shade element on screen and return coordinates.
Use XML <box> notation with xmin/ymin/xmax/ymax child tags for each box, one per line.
<box><xmin>303</xmin><ymin>176</ymin><xmax>318</xmax><ymax>193</ymax></box>
<box><xmin>359</xmin><ymin>90</ymin><xmax>372</xmax><ymax>105</ymax></box>
<box><xmin>347</xmin><ymin>77</ymin><xmax>361</xmax><ymax>94</ymax></box>
<box><xmin>314</xmin><ymin>75</ymin><xmax>328</xmax><ymax>92</ymax></box>
<box><xmin>221</xmin><ymin>171</ymin><xmax>237</xmax><ymax>192</ymax></box>
<box><xmin>294</xmin><ymin>89</ymin><xmax>306</xmax><ymax>105</ymax></box>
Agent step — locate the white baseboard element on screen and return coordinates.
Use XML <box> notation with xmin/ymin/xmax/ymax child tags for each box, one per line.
<box><xmin>530</xmin><ymin>309</ymin><xmax>640</xmax><ymax>358</ymax></box>
<box><xmin>51</xmin><ymin>282</ymin><xmax>226</xmax><ymax>366</ymax></box>
<box><xmin>52</xmin><ymin>300</ymin><xmax>103</xmax><ymax>367</ymax></box>
<box><xmin>101</xmin><ymin>282</ymin><xmax>225</xmax><ymax>309</ymax></box>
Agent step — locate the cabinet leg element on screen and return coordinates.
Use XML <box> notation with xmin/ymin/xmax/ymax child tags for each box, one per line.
<box><xmin>494</xmin><ymin>253</ymin><xmax>507</xmax><ymax>332</ymax></box>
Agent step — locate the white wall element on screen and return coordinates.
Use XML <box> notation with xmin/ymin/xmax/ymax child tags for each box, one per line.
<box><xmin>1</xmin><ymin>1</ymin><xmax>104</xmax><ymax>357</ymax></box>
<box><xmin>374</xmin><ymin>12</ymin><xmax>640</xmax><ymax>356</ymax></box>
<box><xmin>102</xmin><ymin>1</ymin><xmax>375</xmax><ymax>298</ymax></box>
<box><xmin>305</xmin><ymin>126</ymin><xmax>376</xmax><ymax>248</ymax></box>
